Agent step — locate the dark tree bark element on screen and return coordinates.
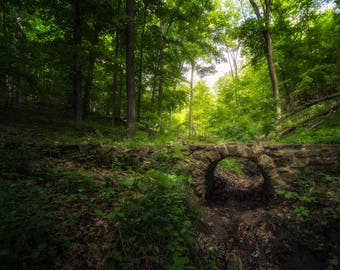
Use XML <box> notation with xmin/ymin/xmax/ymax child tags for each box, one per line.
<box><xmin>15</xmin><ymin>6</ymin><xmax>27</xmax><ymax>105</ymax></box>
<box><xmin>126</xmin><ymin>0</ymin><xmax>136</xmax><ymax>136</ymax></box>
<box><xmin>117</xmin><ymin>68</ymin><xmax>123</xmax><ymax>121</ymax></box>
<box><xmin>83</xmin><ymin>22</ymin><xmax>101</xmax><ymax>119</ymax></box>
<box><xmin>137</xmin><ymin>3</ymin><xmax>147</xmax><ymax>122</ymax></box>
<box><xmin>1</xmin><ymin>2</ymin><xmax>9</xmax><ymax>107</ymax></box>
<box><xmin>149</xmin><ymin>3</ymin><xmax>183</xmax><ymax>128</ymax></box>
<box><xmin>72</xmin><ymin>0</ymin><xmax>82</xmax><ymax>128</ymax></box>
<box><xmin>157</xmin><ymin>47</ymin><xmax>164</xmax><ymax>132</ymax></box>
<box><xmin>111</xmin><ymin>0</ymin><xmax>121</xmax><ymax>127</ymax></box>
<box><xmin>112</xmin><ymin>32</ymin><xmax>120</xmax><ymax>127</ymax></box>
<box><xmin>249</xmin><ymin>0</ymin><xmax>281</xmax><ymax>117</ymax></box>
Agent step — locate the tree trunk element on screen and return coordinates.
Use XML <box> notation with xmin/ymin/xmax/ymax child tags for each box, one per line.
<box><xmin>126</xmin><ymin>0</ymin><xmax>136</xmax><ymax>137</ymax></box>
<box><xmin>149</xmin><ymin>19</ymin><xmax>173</xmax><ymax>123</ymax></box>
<box><xmin>157</xmin><ymin>48</ymin><xmax>164</xmax><ymax>133</ymax></box>
<box><xmin>72</xmin><ymin>0</ymin><xmax>82</xmax><ymax>128</ymax></box>
<box><xmin>226</xmin><ymin>49</ymin><xmax>235</xmax><ymax>78</ymax></box>
<box><xmin>83</xmin><ymin>23</ymin><xmax>101</xmax><ymax>119</ymax></box>
<box><xmin>112</xmin><ymin>31</ymin><xmax>120</xmax><ymax>127</ymax></box>
<box><xmin>264</xmin><ymin>30</ymin><xmax>281</xmax><ymax>116</ymax></box>
<box><xmin>117</xmin><ymin>69</ymin><xmax>123</xmax><ymax>121</ymax></box>
<box><xmin>1</xmin><ymin>3</ymin><xmax>9</xmax><ymax>107</ymax></box>
<box><xmin>189</xmin><ymin>61</ymin><xmax>195</xmax><ymax>136</ymax></box>
<box><xmin>15</xmin><ymin>7</ymin><xmax>27</xmax><ymax>105</ymax></box>
<box><xmin>249</xmin><ymin>0</ymin><xmax>281</xmax><ymax>117</ymax></box>
<box><xmin>112</xmin><ymin>0</ymin><xmax>121</xmax><ymax>127</ymax></box>
<box><xmin>137</xmin><ymin>3</ymin><xmax>147</xmax><ymax>122</ymax></box>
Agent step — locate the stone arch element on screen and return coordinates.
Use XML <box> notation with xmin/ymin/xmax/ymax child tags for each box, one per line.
<box><xmin>186</xmin><ymin>143</ymin><xmax>276</xmax><ymax>201</ymax></box>
<box><xmin>204</xmin><ymin>154</ymin><xmax>273</xmax><ymax>202</ymax></box>
<box><xmin>186</xmin><ymin>143</ymin><xmax>340</xmax><ymax>202</ymax></box>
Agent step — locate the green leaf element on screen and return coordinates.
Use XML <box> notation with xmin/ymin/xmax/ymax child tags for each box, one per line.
<box><xmin>329</xmin><ymin>257</ymin><xmax>339</xmax><ymax>266</ymax></box>
<box><xmin>293</xmin><ymin>206</ymin><xmax>310</xmax><ymax>217</ymax></box>
<box><xmin>121</xmin><ymin>177</ymin><xmax>135</xmax><ymax>186</ymax></box>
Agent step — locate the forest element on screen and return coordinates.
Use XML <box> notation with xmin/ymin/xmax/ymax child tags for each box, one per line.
<box><xmin>0</xmin><ymin>0</ymin><xmax>339</xmax><ymax>269</ymax></box>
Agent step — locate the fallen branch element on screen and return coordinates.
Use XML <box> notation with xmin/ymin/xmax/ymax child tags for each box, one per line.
<box><xmin>280</xmin><ymin>103</ymin><xmax>339</xmax><ymax>136</ymax></box>
<box><xmin>310</xmin><ymin>104</ymin><xmax>338</xmax><ymax>130</ymax></box>
<box><xmin>279</xmin><ymin>92</ymin><xmax>340</xmax><ymax>121</ymax></box>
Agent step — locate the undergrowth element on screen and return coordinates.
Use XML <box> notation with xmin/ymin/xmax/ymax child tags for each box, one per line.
<box><xmin>216</xmin><ymin>158</ymin><xmax>245</xmax><ymax>176</ymax></box>
<box><xmin>0</xmin><ymin>140</ymin><xmax>203</xmax><ymax>269</ymax></box>
<box><xmin>277</xmin><ymin>174</ymin><xmax>340</xmax><ymax>268</ymax></box>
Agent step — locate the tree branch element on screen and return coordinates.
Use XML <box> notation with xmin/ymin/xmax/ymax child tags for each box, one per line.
<box><xmin>280</xmin><ymin>103</ymin><xmax>339</xmax><ymax>136</ymax></box>
<box><xmin>279</xmin><ymin>92</ymin><xmax>340</xmax><ymax>121</ymax></box>
<box><xmin>249</xmin><ymin>0</ymin><xmax>262</xmax><ymax>20</ymax></box>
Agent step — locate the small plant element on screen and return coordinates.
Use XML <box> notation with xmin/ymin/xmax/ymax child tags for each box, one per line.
<box><xmin>104</xmin><ymin>170</ymin><xmax>200</xmax><ymax>269</ymax></box>
<box><xmin>277</xmin><ymin>174</ymin><xmax>340</xmax><ymax>267</ymax></box>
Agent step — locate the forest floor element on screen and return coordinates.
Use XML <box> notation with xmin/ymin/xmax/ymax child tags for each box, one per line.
<box><xmin>0</xmin><ymin>107</ymin><xmax>339</xmax><ymax>269</ymax></box>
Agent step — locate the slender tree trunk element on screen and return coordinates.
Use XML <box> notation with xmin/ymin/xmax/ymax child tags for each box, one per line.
<box><xmin>157</xmin><ymin>48</ymin><xmax>164</xmax><ymax>133</ymax></box>
<box><xmin>83</xmin><ymin>23</ymin><xmax>101</xmax><ymax>119</ymax></box>
<box><xmin>112</xmin><ymin>32</ymin><xmax>120</xmax><ymax>127</ymax></box>
<box><xmin>137</xmin><ymin>3</ymin><xmax>147</xmax><ymax>122</ymax></box>
<box><xmin>280</xmin><ymin>69</ymin><xmax>291</xmax><ymax>109</ymax></box>
<box><xmin>83</xmin><ymin>55</ymin><xmax>95</xmax><ymax>119</ymax></box>
<box><xmin>150</xmin><ymin>72</ymin><xmax>157</xmax><ymax>108</ymax></box>
<box><xmin>228</xmin><ymin>47</ymin><xmax>239</xmax><ymax>104</ymax></box>
<box><xmin>15</xmin><ymin>7</ymin><xmax>27</xmax><ymax>105</ymax></box>
<box><xmin>189</xmin><ymin>61</ymin><xmax>195</xmax><ymax>136</ymax></box>
<box><xmin>249</xmin><ymin>0</ymin><xmax>281</xmax><ymax>117</ymax></box>
<box><xmin>72</xmin><ymin>0</ymin><xmax>82</xmax><ymax>128</ymax></box>
<box><xmin>263</xmin><ymin>31</ymin><xmax>281</xmax><ymax>115</ymax></box>
<box><xmin>149</xmin><ymin>18</ymin><xmax>174</xmax><ymax>121</ymax></box>
<box><xmin>126</xmin><ymin>0</ymin><xmax>136</xmax><ymax>136</ymax></box>
<box><xmin>231</xmin><ymin>45</ymin><xmax>239</xmax><ymax>78</ymax></box>
<box><xmin>1</xmin><ymin>3</ymin><xmax>9</xmax><ymax>107</ymax></box>
<box><xmin>226</xmin><ymin>49</ymin><xmax>235</xmax><ymax>78</ymax></box>
<box><xmin>111</xmin><ymin>0</ymin><xmax>121</xmax><ymax>127</ymax></box>
<box><xmin>117</xmin><ymin>69</ymin><xmax>123</xmax><ymax>121</ymax></box>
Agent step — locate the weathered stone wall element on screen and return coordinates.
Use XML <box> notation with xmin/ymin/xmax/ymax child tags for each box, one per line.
<box><xmin>183</xmin><ymin>143</ymin><xmax>340</xmax><ymax>199</ymax></box>
<box><xmin>55</xmin><ymin>142</ymin><xmax>340</xmax><ymax>200</ymax></box>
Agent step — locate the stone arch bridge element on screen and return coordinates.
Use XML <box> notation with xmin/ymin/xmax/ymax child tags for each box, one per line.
<box><xmin>183</xmin><ymin>143</ymin><xmax>340</xmax><ymax>199</ymax></box>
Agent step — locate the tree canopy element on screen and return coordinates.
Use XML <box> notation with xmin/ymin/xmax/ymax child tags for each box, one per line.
<box><xmin>0</xmin><ymin>0</ymin><xmax>339</xmax><ymax>142</ymax></box>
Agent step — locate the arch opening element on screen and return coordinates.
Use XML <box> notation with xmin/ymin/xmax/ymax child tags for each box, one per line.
<box><xmin>205</xmin><ymin>157</ymin><xmax>271</xmax><ymax>205</ymax></box>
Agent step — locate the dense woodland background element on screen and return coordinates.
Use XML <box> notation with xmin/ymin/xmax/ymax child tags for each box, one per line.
<box><xmin>1</xmin><ymin>0</ymin><xmax>339</xmax><ymax>142</ymax></box>
<box><xmin>0</xmin><ymin>0</ymin><xmax>340</xmax><ymax>269</ymax></box>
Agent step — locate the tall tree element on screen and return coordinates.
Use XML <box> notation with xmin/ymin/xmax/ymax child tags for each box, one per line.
<box><xmin>126</xmin><ymin>0</ymin><xmax>136</xmax><ymax>136</ymax></box>
<box><xmin>83</xmin><ymin>20</ymin><xmax>101</xmax><ymax>119</ymax></box>
<box><xmin>248</xmin><ymin>0</ymin><xmax>281</xmax><ymax>116</ymax></box>
<box><xmin>189</xmin><ymin>61</ymin><xmax>195</xmax><ymax>136</ymax></box>
<box><xmin>72</xmin><ymin>0</ymin><xmax>82</xmax><ymax>128</ymax></box>
<box><xmin>112</xmin><ymin>0</ymin><xmax>122</xmax><ymax>127</ymax></box>
<box><xmin>15</xmin><ymin>5</ymin><xmax>27</xmax><ymax>105</ymax></box>
<box><xmin>136</xmin><ymin>1</ymin><xmax>148</xmax><ymax>122</ymax></box>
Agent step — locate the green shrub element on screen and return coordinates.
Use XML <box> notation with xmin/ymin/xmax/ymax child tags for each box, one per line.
<box><xmin>105</xmin><ymin>170</ymin><xmax>199</xmax><ymax>270</ymax></box>
<box><xmin>277</xmin><ymin>174</ymin><xmax>340</xmax><ymax>267</ymax></box>
<box><xmin>216</xmin><ymin>158</ymin><xmax>244</xmax><ymax>176</ymax></box>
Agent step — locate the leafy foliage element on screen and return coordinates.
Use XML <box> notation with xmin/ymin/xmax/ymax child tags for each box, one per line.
<box><xmin>105</xmin><ymin>170</ymin><xmax>199</xmax><ymax>269</ymax></box>
<box><xmin>0</xmin><ymin>134</ymin><xmax>202</xmax><ymax>269</ymax></box>
<box><xmin>277</xmin><ymin>174</ymin><xmax>340</xmax><ymax>267</ymax></box>
<box><xmin>216</xmin><ymin>158</ymin><xmax>244</xmax><ymax>176</ymax></box>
